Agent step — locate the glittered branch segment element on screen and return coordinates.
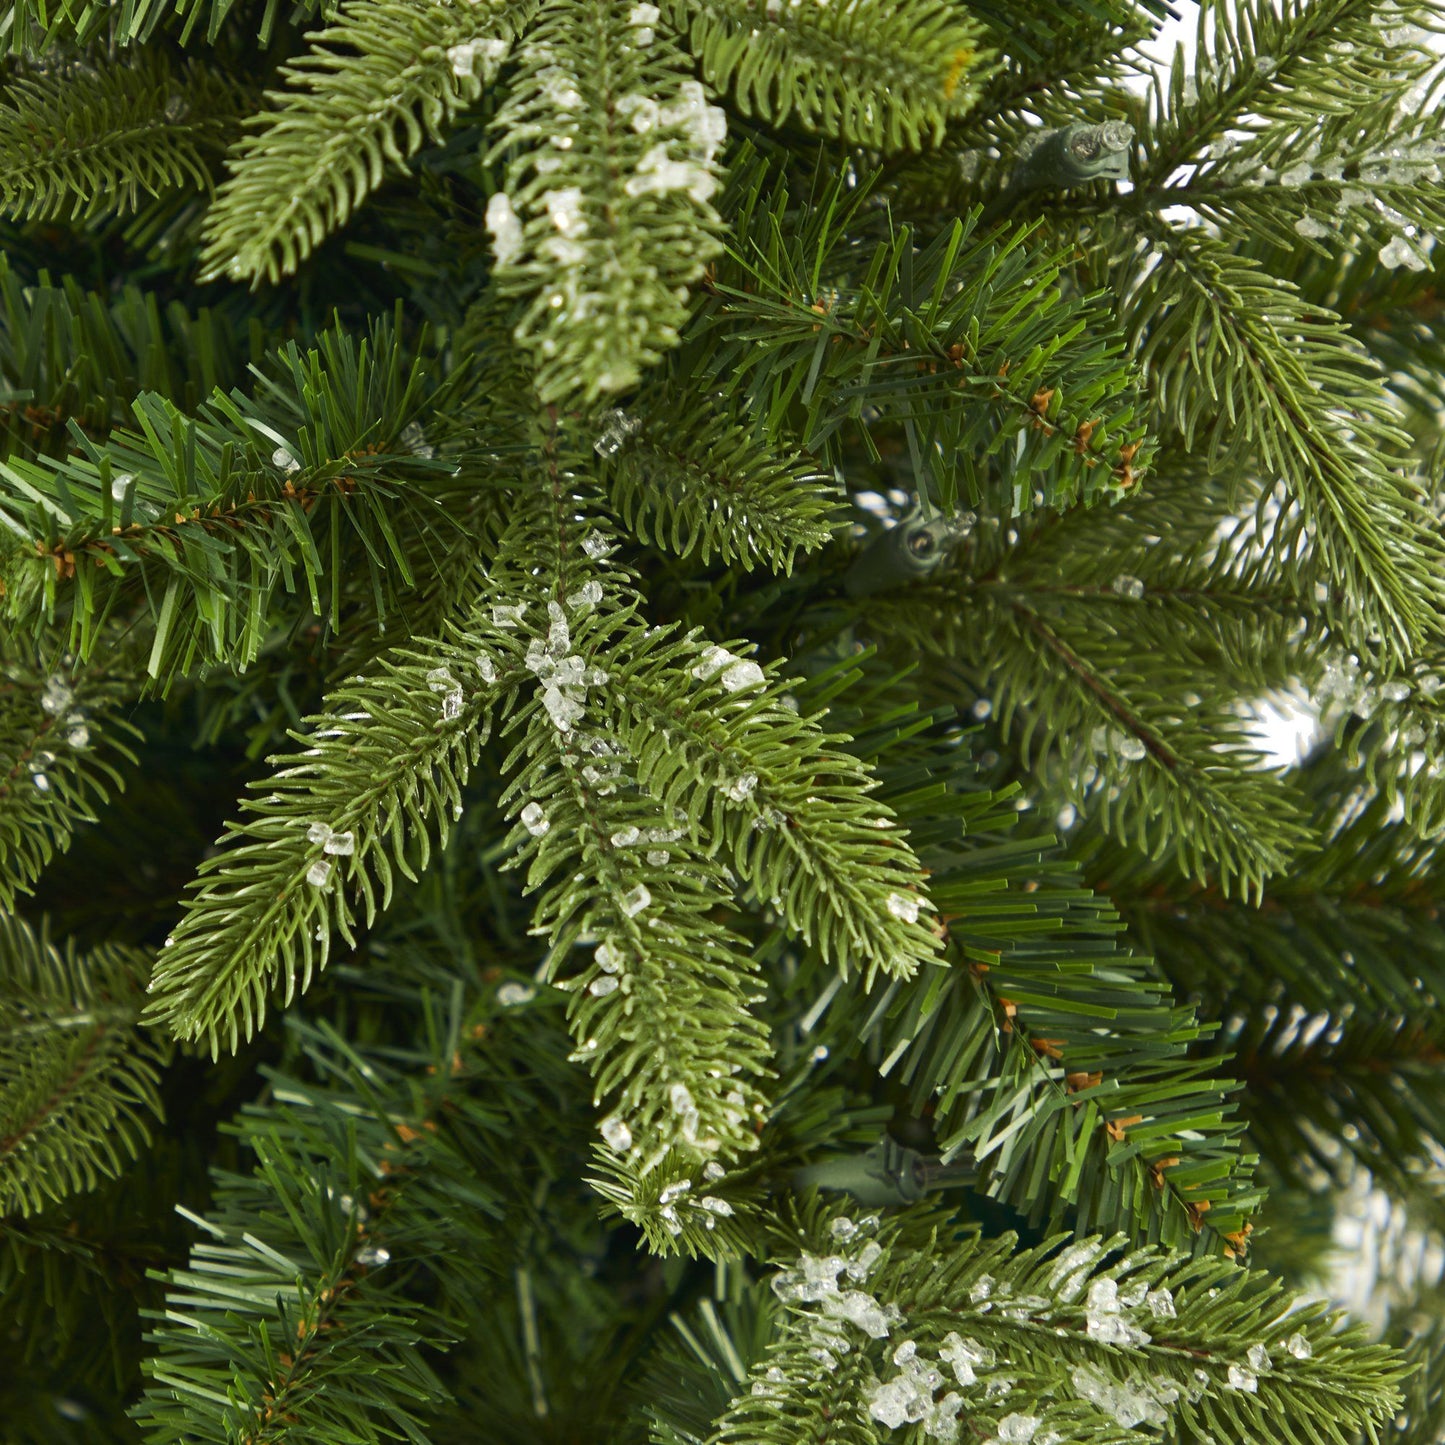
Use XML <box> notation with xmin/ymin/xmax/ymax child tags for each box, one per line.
<box><xmin>484</xmin><ymin>0</ymin><xmax>728</xmax><ymax>402</ymax></box>
<box><xmin>141</xmin><ymin>601</ymin><xmax>509</xmax><ymax>1057</ymax></box>
<box><xmin>715</xmin><ymin>1207</ymin><xmax>1405</xmax><ymax>1445</ymax></box>
<box><xmin>0</xmin><ymin>644</ymin><xmax>143</xmax><ymax>910</ymax></box>
<box><xmin>484</xmin><ymin>495</ymin><xmax>773</xmax><ymax>1176</ymax></box>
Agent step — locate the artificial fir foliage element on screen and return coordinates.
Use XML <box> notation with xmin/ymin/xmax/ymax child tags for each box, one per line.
<box><xmin>2</xmin><ymin>0</ymin><xmax>1445</xmax><ymax>1441</ymax></box>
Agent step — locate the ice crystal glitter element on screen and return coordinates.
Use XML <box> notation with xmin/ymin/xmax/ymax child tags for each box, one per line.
<box><xmin>594</xmin><ymin>410</ymin><xmax>640</xmax><ymax>457</ymax></box>
<box><xmin>545</xmin><ymin>599</ymin><xmax>570</xmax><ymax>654</ymax></box>
<box><xmin>1146</xmin><ymin>1287</ymin><xmax>1176</xmax><ymax>1318</ymax></box>
<box><xmin>497</xmin><ymin>982</ymin><xmax>535</xmax><ymax>1007</ymax></box>
<box><xmin>625</xmin><ymin>144</ymin><xmax>719</xmax><ymax>203</ymax></box>
<box><xmin>306</xmin><ymin>858</ymin><xmax>332</xmax><ymax>888</ymax></box>
<box><xmin>610</xmin><ymin>826</ymin><xmax>640</xmax><ymax>847</ymax></box>
<box><xmin>600</xmin><ymin>1116</ymin><xmax>633</xmax><ymax>1152</ymax></box>
<box><xmin>821</xmin><ymin>1289</ymin><xmax>894</xmax><ymax>1337</ymax></box>
<box><xmin>520</xmin><ymin>801</ymin><xmax>549</xmax><ymax>836</ymax></box>
<box><xmin>886</xmin><ymin>891</ymin><xmax>920</xmax><ymax>923</ymax></box>
<box><xmin>770</xmin><ymin>1252</ymin><xmax>846</xmax><ymax>1303</ymax></box>
<box><xmin>356</xmin><ymin>1246</ymin><xmax>390</xmax><ymax>1268</ymax></box>
<box><xmin>542</xmin><ymin>684</ymin><xmax>585</xmax><ymax>732</ymax></box>
<box><xmin>628</xmin><ymin>0</ymin><xmax>659</xmax><ymax>41</ymax></box>
<box><xmin>588</xmin><ymin>975</ymin><xmax>619</xmax><ymax>997</ymax></box>
<box><xmin>691</xmin><ymin>644</ymin><xmax>766</xmax><ymax>692</ymax></box>
<box><xmin>399</xmin><ymin>420</ymin><xmax>434</xmax><ymax>458</ymax></box>
<box><xmin>868</xmin><ymin>1376</ymin><xmax>929</xmax><ymax>1428</ymax></box>
<box><xmin>698</xmin><ymin>1195</ymin><xmax>733</xmax><ymax>1215</ymax></box>
<box><xmin>1247</xmin><ymin>1343</ymin><xmax>1272</xmax><ymax>1372</ymax></box>
<box><xmin>271</xmin><ymin>445</ymin><xmax>299</xmax><ymax>471</ymax></box>
<box><xmin>36</xmin><ymin>683</ymin><xmax>72</xmax><ymax>725</ymax></box>
<box><xmin>847</xmin><ymin>1241</ymin><xmax>882</xmax><ymax>1279</ymax></box>
<box><xmin>1084</xmin><ymin>1277</ymin><xmax>1151</xmax><ymax>1346</ymax></box>
<box><xmin>622</xmin><ymin>883</ymin><xmax>651</xmax><ymax>916</ymax></box>
<box><xmin>594</xmin><ymin>940</ymin><xmax>623</xmax><ymax>973</ymax></box>
<box><xmin>724</xmin><ymin>772</ymin><xmax>757</xmax><ymax>802</ymax></box>
<box><xmin>995</xmin><ymin>1415</ymin><xmax>1041</xmax><ymax>1444</ymax></box>
<box><xmin>571</xmin><ymin>579</ymin><xmax>604</xmax><ymax>608</ymax></box>
<box><xmin>486</xmin><ymin>190</ymin><xmax>524</xmax><ymax>266</ymax></box>
<box><xmin>492</xmin><ymin>602</ymin><xmax>526</xmax><ymax>628</ymax></box>
<box><xmin>1070</xmin><ymin>1366</ymin><xmax>1171</xmax><ymax>1428</ymax></box>
<box><xmin>1286</xmin><ymin>1332</ymin><xmax>1313</xmax><ymax>1359</ymax></box>
<box><xmin>581</xmin><ymin>530</ymin><xmax>611</xmax><ymax>559</ymax></box>
<box><xmin>447</xmin><ymin>35</ymin><xmax>507</xmax><ymax>78</ymax></box>
<box><xmin>1227</xmin><ymin>1364</ymin><xmax>1258</xmax><ymax>1393</ymax></box>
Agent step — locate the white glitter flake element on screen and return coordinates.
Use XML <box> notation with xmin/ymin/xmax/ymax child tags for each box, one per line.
<box><xmin>601</xmin><ymin>1116</ymin><xmax>633</xmax><ymax>1152</ymax></box>
<box><xmin>485</xmin><ymin>191</ymin><xmax>524</xmax><ymax>267</ymax></box>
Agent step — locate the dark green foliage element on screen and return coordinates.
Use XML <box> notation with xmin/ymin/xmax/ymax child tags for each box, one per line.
<box><xmin>0</xmin><ymin>0</ymin><xmax>1439</xmax><ymax>1439</ymax></box>
<box><xmin>0</xmin><ymin>915</ymin><xmax>167</xmax><ymax>1217</ymax></box>
<box><xmin>0</xmin><ymin>638</ymin><xmax>143</xmax><ymax>910</ymax></box>
<box><xmin>0</xmin><ymin>47</ymin><xmax>247</xmax><ymax>223</ymax></box>
<box><xmin>0</xmin><ymin>310</ymin><xmax>467</xmax><ymax>677</ymax></box>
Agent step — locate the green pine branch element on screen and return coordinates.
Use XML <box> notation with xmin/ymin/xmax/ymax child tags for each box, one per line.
<box><xmin>0</xmin><ymin>637</ymin><xmax>143</xmax><ymax>910</ymax></box>
<box><xmin>1082</xmin><ymin>213</ymin><xmax>1445</xmax><ymax>667</ymax></box>
<box><xmin>856</xmin><ymin>504</ymin><xmax>1318</xmax><ymax>902</ymax></box>
<box><xmin>0</xmin><ymin>310</ymin><xmax>466</xmax><ymax>680</ymax></box>
<box><xmin>483</xmin><ymin>0</ymin><xmax>728</xmax><ymax>403</ymax></box>
<box><xmin>713</xmin><ymin>1201</ymin><xmax>1405</xmax><ymax>1445</ymax></box>
<box><xmin>1136</xmin><ymin>0</ymin><xmax>1440</xmax><ymax>191</ymax></box>
<box><xmin>197</xmin><ymin>0</ymin><xmax>528</xmax><ymax>283</ymax></box>
<box><xmin>597</xmin><ymin>385</ymin><xmax>844</xmax><ymax>574</ymax></box>
<box><xmin>0</xmin><ymin>47</ymin><xmax>247</xmax><ymax>222</ymax></box>
<box><xmin>0</xmin><ymin>253</ymin><xmax>248</xmax><ymax>464</ymax></box>
<box><xmin>135</xmin><ymin>964</ymin><xmax>529</xmax><ymax>1445</ymax></box>
<box><xmin>813</xmin><ymin>709</ymin><xmax>1263</xmax><ymax>1251</ymax></box>
<box><xmin>660</xmin><ymin>0</ymin><xmax>991</xmax><ymax>150</ymax></box>
<box><xmin>706</xmin><ymin>165</ymin><xmax>1150</xmax><ymax>515</ymax></box>
<box><xmin>140</xmin><ymin>588</ymin><xmax>503</xmax><ymax>1056</ymax></box>
<box><xmin>488</xmin><ymin>461</ymin><xmax>937</xmax><ymax>1176</ymax></box>
<box><xmin>0</xmin><ymin>915</ymin><xmax>166</xmax><ymax>1218</ymax></box>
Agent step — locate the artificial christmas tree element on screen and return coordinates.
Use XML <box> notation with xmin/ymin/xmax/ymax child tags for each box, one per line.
<box><xmin>1</xmin><ymin>0</ymin><xmax>1443</xmax><ymax>1439</ymax></box>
